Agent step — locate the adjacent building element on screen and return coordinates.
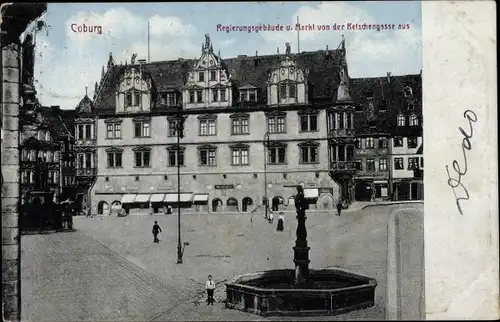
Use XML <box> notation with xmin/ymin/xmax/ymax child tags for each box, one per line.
<box><xmin>88</xmin><ymin>35</ymin><xmax>423</xmax><ymax>215</ymax></box>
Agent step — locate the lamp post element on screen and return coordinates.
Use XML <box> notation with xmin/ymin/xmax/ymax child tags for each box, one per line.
<box><xmin>175</xmin><ymin>110</ymin><xmax>185</xmax><ymax>264</ymax></box>
<box><xmin>263</xmin><ymin>132</ymin><xmax>270</xmax><ymax>219</ymax></box>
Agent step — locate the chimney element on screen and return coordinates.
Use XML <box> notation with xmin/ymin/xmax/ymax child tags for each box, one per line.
<box><xmin>255</xmin><ymin>51</ymin><xmax>258</xmax><ymax>57</ymax></box>
<box><xmin>387</xmin><ymin>72</ymin><xmax>391</xmax><ymax>84</ymax></box>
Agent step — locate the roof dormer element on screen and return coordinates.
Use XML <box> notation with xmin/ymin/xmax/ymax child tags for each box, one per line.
<box><xmin>116</xmin><ymin>66</ymin><xmax>154</xmax><ymax>113</ymax></box>
<box><xmin>267</xmin><ymin>56</ymin><xmax>308</xmax><ymax>106</ymax></box>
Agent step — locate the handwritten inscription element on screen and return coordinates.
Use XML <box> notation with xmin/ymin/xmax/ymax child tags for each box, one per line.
<box><xmin>445</xmin><ymin>110</ymin><xmax>478</xmax><ymax>215</ymax></box>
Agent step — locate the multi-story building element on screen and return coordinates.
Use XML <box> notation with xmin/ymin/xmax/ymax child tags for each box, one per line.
<box><xmin>74</xmin><ymin>91</ymin><xmax>98</xmax><ymax>211</ymax></box>
<box><xmin>352</xmin><ymin>72</ymin><xmax>423</xmax><ymax>201</ymax></box>
<box><xmin>89</xmin><ymin>35</ymin><xmax>423</xmax><ymax>215</ymax></box>
<box><xmin>90</xmin><ymin>36</ymin><xmax>356</xmax><ymax>215</ymax></box>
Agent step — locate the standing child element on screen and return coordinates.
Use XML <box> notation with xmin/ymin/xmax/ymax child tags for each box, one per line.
<box><xmin>205</xmin><ymin>275</ymin><xmax>216</xmax><ymax>305</ymax></box>
<box><xmin>268</xmin><ymin>211</ymin><xmax>274</xmax><ymax>224</ymax></box>
<box><xmin>277</xmin><ymin>212</ymin><xmax>284</xmax><ymax>231</ymax></box>
<box><xmin>152</xmin><ymin>221</ymin><xmax>162</xmax><ymax>243</ymax></box>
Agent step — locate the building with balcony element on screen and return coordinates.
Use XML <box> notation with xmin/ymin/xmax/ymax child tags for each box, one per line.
<box><xmin>90</xmin><ymin>36</ymin><xmax>355</xmax><ymax>215</ymax></box>
<box><xmin>74</xmin><ymin>91</ymin><xmax>98</xmax><ymax>211</ymax></box>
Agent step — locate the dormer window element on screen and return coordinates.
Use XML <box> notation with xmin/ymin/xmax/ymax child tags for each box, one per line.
<box><xmin>278</xmin><ymin>82</ymin><xmax>297</xmax><ymax>100</ymax></box>
<box><xmin>37</xmin><ymin>131</ymin><xmax>44</xmax><ymax>140</ymax></box>
<box><xmin>126</xmin><ymin>92</ymin><xmax>133</xmax><ymax>106</ymax></box>
<box><xmin>166</xmin><ymin>93</ymin><xmax>176</xmax><ymax>106</ymax></box>
<box><xmin>210</xmin><ymin>71</ymin><xmax>216</xmax><ymax>81</ymax></box>
<box><xmin>212</xmin><ymin>89</ymin><xmax>218</xmax><ymax>102</ymax></box>
<box><xmin>196</xmin><ymin>90</ymin><xmax>203</xmax><ymax>103</ymax></box>
<box><xmin>198</xmin><ymin>72</ymin><xmax>205</xmax><ymax>82</ymax></box>
<box><xmin>45</xmin><ymin>132</ymin><xmax>51</xmax><ymax>141</ymax></box>
<box><xmin>189</xmin><ymin>91</ymin><xmax>195</xmax><ymax>103</ymax></box>
<box><xmin>409</xmin><ymin>114</ymin><xmax>419</xmax><ymax>126</ymax></box>
<box><xmin>379</xmin><ymin>99</ymin><xmax>387</xmax><ymax>111</ymax></box>
<box><xmin>397</xmin><ymin>114</ymin><xmax>406</xmax><ymax>127</ymax></box>
<box><xmin>404</xmin><ymin>86</ymin><xmax>413</xmax><ymax>98</ymax></box>
<box><xmin>239</xmin><ymin>89</ymin><xmax>257</xmax><ymax>102</ymax></box>
<box><xmin>408</xmin><ymin>102</ymin><xmax>415</xmax><ymax>110</ymax></box>
<box><xmin>134</xmin><ymin>90</ymin><xmax>141</xmax><ymax>107</ymax></box>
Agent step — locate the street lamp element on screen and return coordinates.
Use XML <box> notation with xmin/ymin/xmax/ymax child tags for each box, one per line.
<box><xmin>175</xmin><ymin>109</ymin><xmax>186</xmax><ymax>264</ymax></box>
<box><xmin>263</xmin><ymin>132</ymin><xmax>270</xmax><ymax>219</ymax></box>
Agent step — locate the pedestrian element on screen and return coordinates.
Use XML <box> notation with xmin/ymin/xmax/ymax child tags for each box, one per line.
<box><xmin>152</xmin><ymin>221</ymin><xmax>162</xmax><ymax>243</ymax></box>
<box><xmin>167</xmin><ymin>205</ymin><xmax>172</xmax><ymax>215</ymax></box>
<box><xmin>336</xmin><ymin>200</ymin><xmax>342</xmax><ymax>216</ymax></box>
<box><xmin>268</xmin><ymin>211</ymin><xmax>274</xmax><ymax>224</ymax></box>
<box><xmin>277</xmin><ymin>212</ymin><xmax>284</xmax><ymax>231</ymax></box>
<box><xmin>205</xmin><ymin>275</ymin><xmax>216</xmax><ymax>305</ymax></box>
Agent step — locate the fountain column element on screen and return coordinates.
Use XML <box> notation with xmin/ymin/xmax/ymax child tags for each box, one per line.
<box><xmin>293</xmin><ymin>186</ymin><xmax>310</xmax><ymax>286</ymax></box>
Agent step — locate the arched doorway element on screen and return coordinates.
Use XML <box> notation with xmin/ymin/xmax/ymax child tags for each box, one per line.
<box><xmin>97</xmin><ymin>201</ymin><xmax>109</xmax><ymax>215</ymax></box>
<box><xmin>227</xmin><ymin>198</ymin><xmax>239</xmax><ymax>212</ymax></box>
<box><xmin>318</xmin><ymin>194</ymin><xmax>334</xmax><ymax>210</ymax></box>
<box><xmin>355</xmin><ymin>182</ymin><xmax>372</xmax><ymax>201</ymax></box>
<box><xmin>242</xmin><ymin>197</ymin><xmax>253</xmax><ymax>212</ymax></box>
<box><xmin>211</xmin><ymin>198</ymin><xmax>222</xmax><ymax>212</ymax></box>
<box><xmin>110</xmin><ymin>201</ymin><xmax>121</xmax><ymax>214</ymax></box>
<box><xmin>272</xmin><ymin>196</ymin><xmax>284</xmax><ymax>212</ymax></box>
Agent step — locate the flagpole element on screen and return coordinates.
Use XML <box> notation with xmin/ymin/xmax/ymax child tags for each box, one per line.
<box><xmin>148</xmin><ymin>21</ymin><xmax>150</xmax><ymax>63</ymax></box>
<box><xmin>297</xmin><ymin>16</ymin><xmax>300</xmax><ymax>53</ymax></box>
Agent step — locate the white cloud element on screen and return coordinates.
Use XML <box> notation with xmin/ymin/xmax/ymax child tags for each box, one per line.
<box><xmin>34</xmin><ymin>8</ymin><xmax>199</xmax><ymax>109</ymax></box>
<box><xmin>219</xmin><ymin>38</ymin><xmax>236</xmax><ymax>47</ymax></box>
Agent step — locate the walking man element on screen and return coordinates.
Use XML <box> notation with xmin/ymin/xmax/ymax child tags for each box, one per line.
<box><xmin>205</xmin><ymin>275</ymin><xmax>216</xmax><ymax>305</ymax></box>
<box><xmin>152</xmin><ymin>221</ymin><xmax>162</xmax><ymax>243</ymax></box>
<box><xmin>336</xmin><ymin>200</ymin><xmax>343</xmax><ymax>216</ymax></box>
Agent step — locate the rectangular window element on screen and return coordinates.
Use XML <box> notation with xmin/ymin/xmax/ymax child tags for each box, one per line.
<box><xmin>168</xmin><ymin>121</ymin><xmax>177</xmax><ymax>137</ymax></box>
<box><xmin>210</xmin><ymin>71</ymin><xmax>216</xmax><ymax>81</ymax></box>
<box><xmin>134</xmin><ymin>122</ymin><xmax>150</xmax><ymax>138</ymax></box>
<box><xmin>300</xmin><ymin>146</ymin><xmax>318</xmax><ymax>163</ymax></box>
<box><xmin>134</xmin><ymin>91</ymin><xmax>141</xmax><ymax>107</ymax></box>
<box><xmin>394</xmin><ymin>137</ymin><xmax>404</xmax><ymax>147</ymax></box>
<box><xmin>408</xmin><ymin>136</ymin><xmax>418</xmax><ymax>148</ymax></box>
<box><xmin>346</xmin><ymin>113</ymin><xmax>352</xmax><ymax>129</ymax></box>
<box><xmin>249</xmin><ymin>90</ymin><xmax>256</xmax><ymax>102</ymax></box>
<box><xmin>200</xmin><ymin>149</ymin><xmax>217</xmax><ymax>166</ymax></box>
<box><xmin>420</xmin><ymin>157</ymin><xmax>424</xmax><ymax>168</ymax></box>
<box><xmin>167</xmin><ymin>93</ymin><xmax>176</xmax><ymax>106</ymax></box>
<box><xmin>196</xmin><ymin>90</ymin><xmax>203</xmax><ymax>103</ymax></box>
<box><xmin>231</xmin><ymin>118</ymin><xmax>249</xmax><ymax>134</ymax></box>
<box><xmin>408</xmin><ymin>157</ymin><xmax>419</xmax><ymax>170</ymax></box>
<box><xmin>220</xmin><ymin>89</ymin><xmax>226</xmax><ymax>101</ymax></box>
<box><xmin>198</xmin><ymin>72</ymin><xmax>204</xmax><ymax>82</ymax></box>
<box><xmin>268</xmin><ymin>147</ymin><xmax>286</xmax><ymax>164</ymax></box>
<box><xmin>189</xmin><ymin>91</ymin><xmax>195</xmax><ymax>103</ymax></box>
<box><xmin>289</xmin><ymin>84</ymin><xmax>296</xmax><ymax>99</ymax></box>
<box><xmin>85</xmin><ymin>124</ymin><xmax>92</xmax><ymax>139</ymax></box>
<box><xmin>378</xmin><ymin>138</ymin><xmax>387</xmax><ymax>148</ymax></box>
<box><xmin>240</xmin><ymin>90</ymin><xmax>247</xmax><ymax>102</ymax></box>
<box><xmin>356</xmin><ymin>159</ymin><xmax>363</xmax><ymax>170</ymax></box>
<box><xmin>394</xmin><ymin>157</ymin><xmax>404</xmax><ymax>170</ymax></box>
<box><xmin>366</xmin><ymin>159</ymin><xmax>375</xmax><ymax>171</ymax></box>
<box><xmin>199</xmin><ymin>119</ymin><xmax>217</xmax><ymax>136</ymax></box>
<box><xmin>168</xmin><ymin>150</ymin><xmax>184</xmax><ymax>167</ymax></box>
<box><xmin>78</xmin><ymin>154</ymin><xmax>84</xmax><ymax>169</ymax></box>
<box><xmin>114</xmin><ymin>124</ymin><xmax>121</xmax><ymax>138</ymax></box>
<box><xmin>366</xmin><ymin>137</ymin><xmax>375</xmax><ymax>149</ymax></box>
<box><xmin>106</xmin><ymin>124</ymin><xmax>113</xmax><ymax>139</ymax></box>
<box><xmin>126</xmin><ymin>92</ymin><xmax>133</xmax><ymax>106</ymax></box>
<box><xmin>279</xmin><ymin>84</ymin><xmax>286</xmax><ymax>99</ymax></box>
<box><xmin>339</xmin><ymin>113</ymin><xmax>345</xmax><ymax>129</ymax></box>
<box><xmin>78</xmin><ymin>125</ymin><xmax>84</xmax><ymax>140</ymax></box>
<box><xmin>231</xmin><ymin>148</ymin><xmax>249</xmax><ymax>165</ymax></box>
<box><xmin>212</xmin><ymin>89</ymin><xmax>218</xmax><ymax>102</ymax></box>
<box><xmin>300</xmin><ymin>115</ymin><xmax>318</xmax><ymax>132</ymax></box>
<box><xmin>85</xmin><ymin>152</ymin><xmax>92</xmax><ymax>168</ymax></box>
<box><xmin>134</xmin><ymin>151</ymin><xmax>151</xmax><ymax>167</ymax></box>
<box><xmin>107</xmin><ymin>152</ymin><xmax>122</xmax><ymax>168</ymax></box>
<box><xmin>379</xmin><ymin>158</ymin><xmax>388</xmax><ymax>171</ymax></box>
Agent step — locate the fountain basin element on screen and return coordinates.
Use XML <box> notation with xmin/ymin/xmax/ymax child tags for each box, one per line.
<box><xmin>225</xmin><ymin>269</ymin><xmax>376</xmax><ymax>317</ymax></box>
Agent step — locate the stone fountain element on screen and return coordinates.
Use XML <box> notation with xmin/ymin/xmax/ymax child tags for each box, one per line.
<box><xmin>225</xmin><ymin>186</ymin><xmax>377</xmax><ymax>316</ymax></box>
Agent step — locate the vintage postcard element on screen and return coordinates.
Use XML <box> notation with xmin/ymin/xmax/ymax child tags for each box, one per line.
<box><xmin>1</xmin><ymin>1</ymin><xmax>497</xmax><ymax>321</ymax></box>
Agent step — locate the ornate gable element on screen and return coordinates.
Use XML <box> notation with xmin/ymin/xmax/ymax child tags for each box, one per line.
<box><xmin>267</xmin><ymin>55</ymin><xmax>308</xmax><ymax>106</ymax></box>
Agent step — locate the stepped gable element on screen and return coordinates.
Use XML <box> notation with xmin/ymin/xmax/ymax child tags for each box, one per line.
<box><xmin>94</xmin><ymin>49</ymin><xmax>344</xmax><ymax>113</ymax></box>
<box><xmin>351</xmin><ymin>74</ymin><xmax>422</xmax><ymax>136</ymax></box>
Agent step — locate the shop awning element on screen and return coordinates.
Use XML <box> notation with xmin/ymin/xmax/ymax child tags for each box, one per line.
<box><xmin>134</xmin><ymin>194</ymin><xmax>151</xmax><ymax>203</ymax></box>
<box><xmin>121</xmin><ymin>194</ymin><xmax>137</xmax><ymax>204</ymax></box>
<box><xmin>164</xmin><ymin>193</ymin><xmax>193</xmax><ymax>203</ymax></box>
<box><xmin>193</xmin><ymin>194</ymin><xmax>209</xmax><ymax>205</ymax></box>
<box><xmin>374</xmin><ymin>180</ymin><xmax>388</xmax><ymax>184</ymax></box>
<box><xmin>304</xmin><ymin>188</ymin><xmax>319</xmax><ymax>199</ymax></box>
<box><xmin>150</xmin><ymin>194</ymin><xmax>165</xmax><ymax>203</ymax></box>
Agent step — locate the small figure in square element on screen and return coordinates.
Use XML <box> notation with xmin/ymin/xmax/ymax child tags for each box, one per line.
<box><xmin>205</xmin><ymin>275</ymin><xmax>216</xmax><ymax>305</ymax></box>
<box><xmin>268</xmin><ymin>211</ymin><xmax>274</xmax><ymax>224</ymax></box>
<box><xmin>152</xmin><ymin>221</ymin><xmax>162</xmax><ymax>243</ymax></box>
<box><xmin>336</xmin><ymin>200</ymin><xmax>343</xmax><ymax>216</ymax></box>
<box><xmin>277</xmin><ymin>212</ymin><xmax>284</xmax><ymax>231</ymax></box>
<box><xmin>167</xmin><ymin>205</ymin><xmax>173</xmax><ymax>215</ymax></box>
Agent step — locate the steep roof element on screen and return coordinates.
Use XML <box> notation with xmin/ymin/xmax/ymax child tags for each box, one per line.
<box><xmin>38</xmin><ymin>106</ymin><xmax>73</xmax><ymax>139</ymax></box>
<box><xmin>75</xmin><ymin>94</ymin><xmax>94</xmax><ymax>114</ymax></box>
<box><xmin>94</xmin><ymin>49</ymin><xmax>345</xmax><ymax>113</ymax></box>
<box><xmin>351</xmin><ymin>74</ymin><xmax>422</xmax><ymax>136</ymax></box>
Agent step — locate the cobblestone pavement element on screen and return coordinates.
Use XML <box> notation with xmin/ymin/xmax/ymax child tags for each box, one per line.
<box><xmin>21</xmin><ymin>204</ymin><xmax>422</xmax><ymax>321</ymax></box>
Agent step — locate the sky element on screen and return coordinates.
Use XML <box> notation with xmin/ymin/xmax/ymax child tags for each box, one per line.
<box><xmin>27</xmin><ymin>1</ymin><xmax>422</xmax><ymax>109</ymax></box>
